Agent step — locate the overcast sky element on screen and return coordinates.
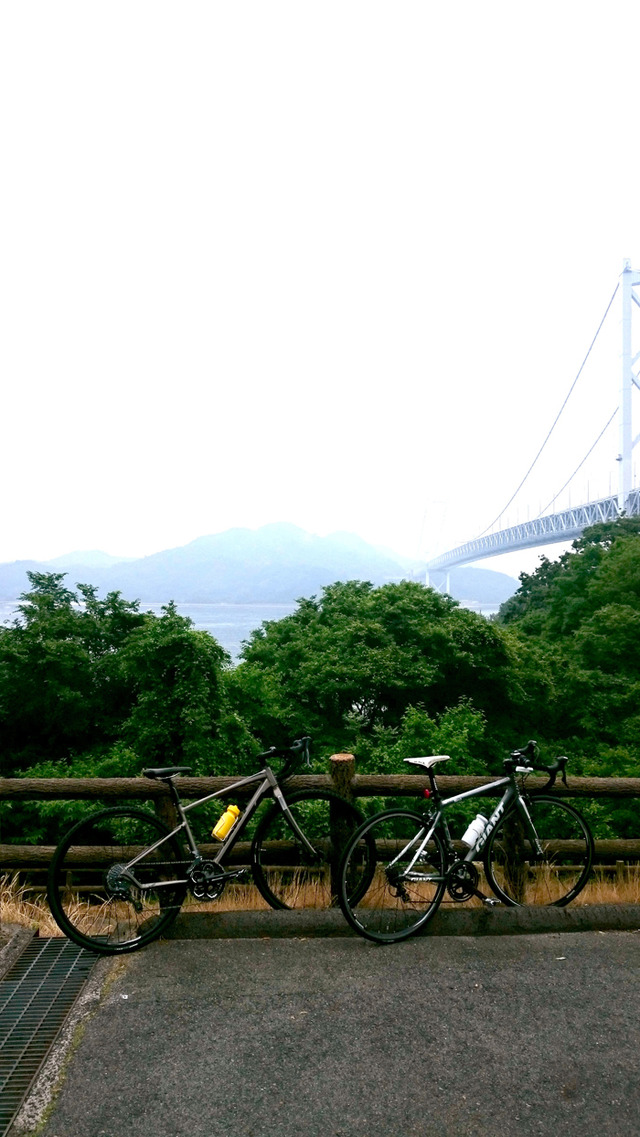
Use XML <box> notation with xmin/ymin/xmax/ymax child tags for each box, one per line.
<box><xmin>2</xmin><ymin>2</ymin><xmax>640</xmax><ymax>579</ymax></box>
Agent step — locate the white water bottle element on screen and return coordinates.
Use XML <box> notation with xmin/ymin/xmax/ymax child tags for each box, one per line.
<box><xmin>461</xmin><ymin>813</ymin><xmax>488</xmax><ymax>848</ymax></box>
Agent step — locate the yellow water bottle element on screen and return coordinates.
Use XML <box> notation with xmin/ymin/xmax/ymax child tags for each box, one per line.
<box><xmin>212</xmin><ymin>804</ymin><xmax>241</xmax><ymax>840</ymax></box>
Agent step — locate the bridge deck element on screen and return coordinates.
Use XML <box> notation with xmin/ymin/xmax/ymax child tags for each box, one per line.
<box><xmin>426</xmin><ymin>490</ymin><xmax>640</xmax><ymax>572</ymax></box>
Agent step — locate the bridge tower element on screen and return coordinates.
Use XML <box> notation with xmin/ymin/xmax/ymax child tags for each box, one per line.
<box><xmin>619</xmin><ymin>260</ymin><xmax>640</xmax><ymax>512</ymax></box>
<box><xmin>426</xmin><ymin>261</ymin><xmax>640</xmax><ymax>578</ymax></box>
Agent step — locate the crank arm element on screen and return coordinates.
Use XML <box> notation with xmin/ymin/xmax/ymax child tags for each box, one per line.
<box><xmin>470</xmin><ymin>885</ymin><xmax>502</xmax><ymax>906</ymax></box>
<box><xmin>222</xmin><ymin>867</ymin><xmax>250</xmax><ymax>882</ymax></box>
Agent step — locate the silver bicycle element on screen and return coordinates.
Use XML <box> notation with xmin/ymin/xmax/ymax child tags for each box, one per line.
<box><xmin>47</xmin><ymin>737</ymin><xmax>367</xmax><ymax>953</ymax></box>
<box><xmin>338</xmin><ymin>741</ymin><xmax>595</xmax><ymax>944</ymax></box>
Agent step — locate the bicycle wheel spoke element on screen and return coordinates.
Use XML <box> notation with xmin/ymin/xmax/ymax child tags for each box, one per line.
<box><xmin>484</xmin><ymin>796</ymin><xmax>593</xmax><ymax>907</ymax></box>
<box><xmin>339</xmin><ymin>810</ymin><xmax>446</xmax><ymax>943</ymax></box>
<box><xmin>251</xmin><ymin>791</ymin><xmax>366</xmax><ymax>910</ymax></box>
<box><xmin>48</xmin><ymin>808</ymin><xmax>187</xmax><ymax>953</ymax></box>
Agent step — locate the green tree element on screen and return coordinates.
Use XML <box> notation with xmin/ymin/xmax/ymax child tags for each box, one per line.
<box><xmin>234</xmin><ymin>579</ymin><xmax>516</xmax><ymax>760</ymax></box>
<box><xmin>0</xmin><ymin>573</ymin><xmax>255</xmax><ymax>779</ymax></box>
<box><xmin>497</xmin><ymin>518</ymin><xmax>640</xmax><ymax>771</ymax></box>
<box><xmin>0</xmin><ymin>573</ymin><xmax>146</xmax><ymax>772</ymax></box>
<box><xmin>498</xmin><ymin>517</ymin><xmax>640</xmax><ymax>637</ymax></box>
<box><xmin>361</xmin><ymin>700</ymin><xmax>489</xmax><ymax>776</ymax></box>
<box><xmin>116</xmin><ymin>602</ymin><xmax>253</xmax><ymax>771</ymax></box>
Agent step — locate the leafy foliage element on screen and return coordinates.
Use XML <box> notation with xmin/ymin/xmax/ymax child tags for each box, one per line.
<box><xmin>359</xmin><ymin>701</ymin><xmax>488</xmax><ymax>775</ymax></box>
<box><xmin>496</xmin><ymin>519</ymin><xmax>640</xmax><ymax>836</ymax></box>
<box><xmin>234</xmin><ymin>579</ymin><xmax>517</xmax><ymax>761</ymax></box>
<box><xmin>3</xmin><ymin>744</ymin><xmax>144</xmax><ymax>845</ymax></box>
<box><xmin>0</xmin><ymin>575</ymin><xmax>146</xmax><ymax>771</ymax></box>
<box><xmin>0</xmin><ymin>573</ymin><xmax>257</xmax><ymax>779</ymax></box>
<box><xmin>498</xmin><ymin>517</ymin><xmax>640</xmax><ymax>637</ymax></box>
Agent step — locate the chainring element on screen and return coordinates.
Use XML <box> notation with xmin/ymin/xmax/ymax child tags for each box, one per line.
<box><xmin>188</xmin><ymin>860</ymin><xmax>227</xmax><ymax>901</ymax></box>
<box><xmin>446</xmin><ymin>860</ymin><xmax>480</xmax><ymax>902</ymax></box>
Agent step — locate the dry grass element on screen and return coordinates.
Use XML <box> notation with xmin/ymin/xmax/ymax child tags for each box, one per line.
<box><xmin>576</xmin><ymin>865</ymin><xmax>640</xmax><ymax>906</ymax></box>
<box><xmin>1</xmin><ymin>869</ymin><xmax>332</xmax><ymax>937</ymax></box>
<box><xmin>440</xmin><ymin>865</ymin><xmax>640</xmax><ymax>907</ymax></box>
<box><xmin>1</xmin><ymin>874</ymin><xmax>62</xmax><ymax>936</ymax></box>
<box><xmin>2</xmin><ymin>866</ymin><xmax>640</xmax><ymax>937</ymax></box>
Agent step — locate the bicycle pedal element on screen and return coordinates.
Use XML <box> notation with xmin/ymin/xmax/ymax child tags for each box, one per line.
<box><xmin>482</xmin><ymin>898</ymin><xmax>502</xmax><ymax>908</ymax></box>
<box><xmin>228</xmin><ymin>868</ymin><xmax>250</xmax><ymax>882</ymax></box>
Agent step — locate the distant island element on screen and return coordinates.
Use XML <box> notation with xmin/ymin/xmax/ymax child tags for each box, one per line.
<box><xmin>0</xmin><ymin>523</ymin><xmax>518</xmax><ymax>608</ymax></box>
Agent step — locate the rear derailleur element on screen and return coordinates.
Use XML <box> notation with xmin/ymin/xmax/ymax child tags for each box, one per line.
<box><xmin>385</xmin><ymin>866</ymin><xmax>411</xmax><ymax>902</ymax></box>
<box><xmin>105</xmin><ymin>863</ymin><xmax>143</xmax><ymax>911</ymax></box>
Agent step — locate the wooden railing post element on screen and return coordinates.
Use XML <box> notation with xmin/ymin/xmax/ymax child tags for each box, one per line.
<box><xmin>328</xmin><ymin>753</ymin><xmax>356</xmax><ymax>899</ymax></box>
<box><xmin>329</xmin><ymin>753</ymin><xmax>356</xmax><ymax>803</ymax></box>
<box><xmin>153</xmin><ymin>789</ymin><xmax>179</xmax><ymax>831</ymax></box>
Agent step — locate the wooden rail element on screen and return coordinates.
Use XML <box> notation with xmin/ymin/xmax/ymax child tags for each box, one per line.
<box><xmin>2</xmin><ymin>754</ymin><xmax>640</xmax><ymax>869</ymax></box>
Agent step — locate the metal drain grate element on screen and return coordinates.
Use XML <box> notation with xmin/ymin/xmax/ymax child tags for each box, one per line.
<box><xmin>0</xmin><ymin>937</ymin><xmax>96</xmax><ymax>1137</ymax></box>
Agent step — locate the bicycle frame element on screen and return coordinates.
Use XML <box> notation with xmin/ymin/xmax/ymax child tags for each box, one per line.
<box><xmin>121</xmin><ymin>764</ymin><xmax>318</xmax><ymax>890</ymax></box>
<box><xmin>397</xmin><ymin>773</ymin><xmax>544</xmax><ymax>882</ymax></box>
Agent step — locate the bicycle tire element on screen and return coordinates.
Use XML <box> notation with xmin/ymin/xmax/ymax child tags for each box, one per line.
<box><xmin>483</xmin><ymin>795</ymin><xmax>594</xmax><ymax>907</ymax></box>
<box><xmin>250</xmin><ymin>789</ymin><xmax>373</xmax><ymax>910</ymax></box>
<box><xmin>47</xmin><ymin>806</ymin><xmax>188</xmax><ymax>954</ymax></box>
<box><xmin>338</xmin><ymin>808</ymin><xmax>447</xmax><ymax>944</ymax></box>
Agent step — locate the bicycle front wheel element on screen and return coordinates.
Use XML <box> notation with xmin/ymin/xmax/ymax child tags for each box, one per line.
<box><xmin>338</xmin><ymin>809</ymin><xmax>446</xmax><ymax>944</ymax></box>
<box><xmin>251</xmin><ymin>790</ymin><xmax>372</xmax><ymax>910</ymax></box>
<box><xmin>483</xmin><ymin>795</ymin><xmax>594</xmax><ymax>907</ymax></box>
<box><xmin>47</xmin><ymin>807</ymin><xmax>188</xmax><ymax>954</ymax></box>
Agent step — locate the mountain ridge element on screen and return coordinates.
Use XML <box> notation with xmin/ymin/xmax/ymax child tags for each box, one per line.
<box><xmin>0</xmin><ymin>524</ymin><xmax>518</xmax><ymax>607</ymax></box>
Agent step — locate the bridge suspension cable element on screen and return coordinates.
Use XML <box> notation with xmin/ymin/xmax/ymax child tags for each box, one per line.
<box><xmin>475</xmin><ymin>282</ymin><xmax>620</xmax><ymax>538</ymax></box>
<box><xmin>536</xmin><ymin>407</ymin><xmax>619</xmax><ymax>518</ymax></box>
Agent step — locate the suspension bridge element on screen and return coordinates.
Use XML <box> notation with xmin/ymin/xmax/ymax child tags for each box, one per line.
<box><xmin>426</xmin><ymin>261</ymin><xmax>640</xmax><ymax>578</ymax></box>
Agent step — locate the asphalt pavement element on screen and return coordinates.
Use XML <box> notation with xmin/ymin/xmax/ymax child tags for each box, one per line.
<box><xmin>11</xmin><ymin>928</ymin><xmax>640</xmax><ymax>1137</ymax></box>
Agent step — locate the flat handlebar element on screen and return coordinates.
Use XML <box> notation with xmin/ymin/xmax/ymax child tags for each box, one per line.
<box><xmin>257</xmin><ymin>736</ymin><xmax>312</xmax><ymax>774</ymax></box>
<box><xmin>504</xmin><ymin>740</ymin><xmax>568</xmax><ymax>790</ymax></box>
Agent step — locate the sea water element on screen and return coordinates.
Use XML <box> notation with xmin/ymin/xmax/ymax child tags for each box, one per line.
<box><xmin>0</xmin><ymin>595</ymin><xmax>498</xmax><ymax>663</ymax></box>
<box><xmin>0</xmin><ymin>600</ymin><xmax>296</xmax><ymax>662</ymax></box>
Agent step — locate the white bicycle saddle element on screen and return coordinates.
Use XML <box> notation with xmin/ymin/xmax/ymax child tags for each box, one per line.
<box><xmin>403</xmin><ymin>755</ymin><xmax>451</xmax><ymax>770</ymax></box>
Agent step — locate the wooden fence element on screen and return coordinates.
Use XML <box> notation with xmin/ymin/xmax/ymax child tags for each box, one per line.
<box><xmin>1</xmin><ymin>755</ymin><xmax>640</xmax><ymax>874</ymax></box>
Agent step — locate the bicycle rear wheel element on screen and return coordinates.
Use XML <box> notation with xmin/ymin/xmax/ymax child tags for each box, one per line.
<box><xmin>47</xmin><ymin>807</ymin><xmax>188</xmax><ymax>954</ymax></box>
<box><xmin>483</xmin><ymin>795</ymin><xmax>594</xmax><ymax>907</ymax></box>
<box><xmin>251</xmin><ymin>790</ymin><xmax>373</xmax><ymax>910</ymax></box>
<box><xmin>338</xmin><ymin>809</ymin><xmax>446</xmax><ymax>944</ymax></box>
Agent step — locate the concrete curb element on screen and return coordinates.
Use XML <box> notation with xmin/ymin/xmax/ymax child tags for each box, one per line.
<box><xmin>165</xmin><ymin>902</ymin><xmax>640</xmax><ymax>940</ymax></box>
<box><xmin>0</xmin><ymin>923</ymin><xmax>37</xmax><ymax>978</ymax></box>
